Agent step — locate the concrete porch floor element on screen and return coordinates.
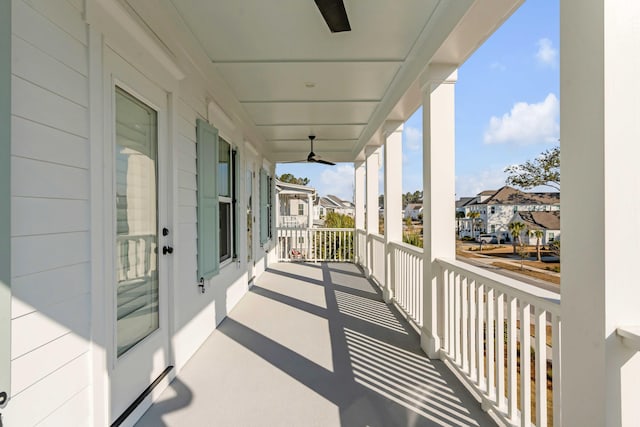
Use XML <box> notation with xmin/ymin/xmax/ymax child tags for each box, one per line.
<box><xmin>136</xmin><ymin>262</ymin><xmax>494</xmax><ymax>427</ymax></box>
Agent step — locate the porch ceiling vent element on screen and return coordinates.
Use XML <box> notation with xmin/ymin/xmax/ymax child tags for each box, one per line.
<box><xmin>314</xmin><ymin>0</ymin><xmax>351</xmax><ymax>33</ymax></box>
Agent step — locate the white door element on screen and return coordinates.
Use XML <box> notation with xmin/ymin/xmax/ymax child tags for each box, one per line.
<box><xmin>105</xmin><ymin>47</ymin><xmax>171</xmax><ymax>422</ymax></box>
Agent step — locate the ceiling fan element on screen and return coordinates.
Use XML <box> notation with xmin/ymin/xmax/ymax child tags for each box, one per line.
<box><xmin>314</xmin><ymin>0</ymin><xmax>351</xmax><ymax>33</ymax></box>
<box><xmin>284</xmin><ymin>135</ymin><xmax>336</xmax><ymax>166</ymax></box>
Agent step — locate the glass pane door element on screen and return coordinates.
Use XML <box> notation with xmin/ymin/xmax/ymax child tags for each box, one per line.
<box><xmin>115</xmin><ymin>87</ymin><xmax>159</xmax><ymax>357</ymax></box>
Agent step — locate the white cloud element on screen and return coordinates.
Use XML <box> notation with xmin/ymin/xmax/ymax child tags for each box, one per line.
<box><xmin>318</xmin><ymin>164</ymin><xmax>355</xmax><ymax>201</ymax></box>
<box><xmin>456</xmin><ymin>168</ymin><xmax>508</xmax><ymax>198</ymax></box>
<box><xmin>483</xmin><ymin>93</ymin><xmax>559</xmax><ymax>145</ymax></box>
<box><xmin>535</xmin><ymin>38</ymin><xmax>558</xmax><ymax>67</ymax></box>
<box><xmin>490</xmin><ymin>61</ymin><xmax>506</xmax><ymax>71</ymax></box>
<box><xmin>404</xmin><ymin>126</ymin><xmax>422</xmax><ymax>151</ymax></box>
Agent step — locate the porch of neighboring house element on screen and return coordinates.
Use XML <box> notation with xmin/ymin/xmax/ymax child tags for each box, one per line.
<box><xmin>137</xmin><ymin>262</ymin><xmax>494</xmax><ymax>427</ymax></box>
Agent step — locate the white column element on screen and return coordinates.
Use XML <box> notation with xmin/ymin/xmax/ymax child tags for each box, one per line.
<box><xmin>307</xmin><ymin>194</ymin><xmax>313</xmax><ymax>228</ymax></box>
<box><xmin>383</xmin><ymin>122</ymin><xmax>403</xmax><ymax>303</ymax></box>
<box><xmin>365</xmin><ymin>147</ymin><xmax>380</xmax><ymax>277</ymax></box>
<box><xmin>561</xmin><ymin>2</ymin><xmax>640</xmax><ymax>426</ymax></box>
<box><xmin>354</xmin><ymin>161</ymin><xmax>366</xmax><ymax>265</ymax></box>
<box><xmin>421</xmin><ymin>64</ymin><xmax>457</xmax><ymax>359</ymax></box>
<box><xmin>354</xmin><ymin>161</ymin><xmax>365</xmax><ymax>230</ymax></box>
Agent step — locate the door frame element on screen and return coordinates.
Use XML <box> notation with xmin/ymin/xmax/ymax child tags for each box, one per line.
<box><xmin>103</xmin><ymin>45</ymin><xmax>174</xmax><ymax>423</ymax></box>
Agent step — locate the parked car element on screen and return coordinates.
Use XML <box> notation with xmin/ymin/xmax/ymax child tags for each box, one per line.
<box><xmin>476</xmin><ymin>234</ymin><xmax>498</xmax><ymax>244</ymax></box>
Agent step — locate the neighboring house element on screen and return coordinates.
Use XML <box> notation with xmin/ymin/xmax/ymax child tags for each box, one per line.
<box><xmin>512</xmin><ymin>211</ymin><xmax>561</xmax><ymax>245</ymax></box>
<box><xmin>458</xmin><ymin>186</ymin><xmax>560</xmax><ymax>240</ymax></box>
<box><xmin>275</xmin><ymin>179</ymin><xmax>316</xmax><ymax>228</ymax></box>
<box><xmin>404</xmin><ymin>203</ymin><xmax>423</xmax><ymax>220</ymax></box>
<box><xmin>315</xmin><ymin>194</ymin><xmax>355</xmax><ymax>220</ymax></box>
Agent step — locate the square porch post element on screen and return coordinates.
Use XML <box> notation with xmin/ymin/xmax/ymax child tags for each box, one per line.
<box><xmin>383</xmin><ymin>122</ymin><xmax>403</xmax><ymax>303</ymax></box>
<box><xmin>365</xmin><ymin>147</ymin><xmax>380</xmax><ymax>277</ymax></box>
<box><xmin>420</xmin><ymin>64</ymin><xmax>457</xmax><ymax>359</ymax></box>
<box><xmin>561</xmin><ymin>2</ymin><xmax>640</xmax><ymax>425</ymax></box>
<box><xmin>354</xmin><ymin>161</ymin><xmax>365</xmax><ymax>265</ymax></box>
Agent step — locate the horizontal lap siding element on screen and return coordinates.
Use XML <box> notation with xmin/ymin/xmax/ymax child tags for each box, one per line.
<box><xmin>7</xmin><ymin>1</ymin><xmax>90</xmax><ymax>425</ymax></box>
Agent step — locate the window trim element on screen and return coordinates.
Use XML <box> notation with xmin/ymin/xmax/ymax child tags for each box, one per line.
<box><xmin>218</xmin><ymin>137</ymin><xmax>232</xmax><ymax>263</ymax></box>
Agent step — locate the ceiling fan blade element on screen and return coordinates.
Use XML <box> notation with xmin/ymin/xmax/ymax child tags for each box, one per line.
<box><xmin>314</xmin><ymin>0</ymin><xmax>351</xmax><ymax>33</ymax></box>
<box><xmin>315</xmin><ymin>159</ymin><xmax>336</xmax><ymax>166</ymax></box>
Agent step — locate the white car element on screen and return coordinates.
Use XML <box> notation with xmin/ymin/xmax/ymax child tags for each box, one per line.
<box><xmin>476</xmin><ymin>234</ymin><xmax>497</xmax><ymax>244</ymax></box>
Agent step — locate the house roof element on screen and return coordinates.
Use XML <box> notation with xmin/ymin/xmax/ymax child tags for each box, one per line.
<box><xmin>485</xmin><ymin>186</ymin><xmax>559</xmax><ymax>205</ymax></box>
<box><xmin>516</xmin><ymin>211</ymin><xmax>561</xmax><ymax>230</ymax></box>
<box><xmin>456</xmin><ymin>197</ymin><xmax>475</xmax><ymax>208</ymax></box>
<box><xmin>275</xmin><ymin>179</ymin><xmax>316</xmax><ymax>195</ymax></box>
<box><xmin>405</xmin><ymin>203</ymin><xmax>422</xmax><ymax>210</ymax></box>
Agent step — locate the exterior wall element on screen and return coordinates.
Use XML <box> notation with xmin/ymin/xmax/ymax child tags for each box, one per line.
<box><xmin>4</xmin><ymin>1</ymin><xmax>276</xmax><ymax>425</ymax></box>
<box><xmin>487</xmin><ymin>204</ymin><xmax>559</xmax><ymax>239</ymax></box>
<box><xmin>6</xmin><ymin>1</ymin><xmax>92</xmax><ymax>425</ymax></box>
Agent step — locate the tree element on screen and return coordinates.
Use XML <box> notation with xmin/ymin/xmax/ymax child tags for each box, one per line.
<box><xmin>315</xmin><ymin>212</ymin><xmax>354</xmax><ymax>260</ymax></box>
<box><xmin>530</xmin><ymin>229</ymin><xmax>544</xmax><ymax>261</ymax></box>
<box><xmin>505</xmin><ymin>146</ymin><xmax>560</xmax><ymax>191</ymax></box>
<box><xmin>508</xmin><ymin>221</ymin><xmax>526</xmax><ymax>255</ymax></box>
<box><xmin>278</xmin><ymin>173</ymin><xmax>310</xmax><ymax>186</ymax></box>
<box><xmin>467</xmin><ymin>211</ymin><xmax>480</xmax><ymax>238</ymax></box>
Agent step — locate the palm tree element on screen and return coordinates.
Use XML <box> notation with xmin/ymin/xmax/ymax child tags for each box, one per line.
<box><xmin>508</xmin><ymin>221</ymin><xmax>526</xmax><ymax>255</ymax></box>
<box><xmin>467</xmin><ymin>211</ymin><xmax>480</xmax><ymax>238</ymax></box>
<box><xmin>530</xmin><ymin>229</ymin><xmax>544</xmax><ymax>261</ymax></box>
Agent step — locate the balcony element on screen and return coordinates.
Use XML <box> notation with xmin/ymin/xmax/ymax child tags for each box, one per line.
<box><xmin>139</xmin><ymin>229</ymin><xmax>561</xmax><ymax>426</ymax></box>
<box><xmin>138</xmin><ymin>262</ymin><xmax>495</xmax><ymax>426</ymax></box>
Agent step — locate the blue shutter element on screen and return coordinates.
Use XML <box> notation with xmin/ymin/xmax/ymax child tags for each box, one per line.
<box><xmin>196</xmin><ymin>119</ymin><xmax>219</xmax><ymax>280</ymax></box>
<box><xmin>259</xmin><ymin>169</ymin><xmax>268</xmax><ymax>245</ymax></box>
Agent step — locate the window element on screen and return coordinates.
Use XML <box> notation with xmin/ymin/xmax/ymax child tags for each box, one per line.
<box><xmin>218</xmin><ymin>138</ymin><xmax>237</xmax><ymax>263</ymax></box>
<box><xmin>490</xmin><ymin>206</ymin><xmax>495</xmax><ymax>214</ymax></box>
<box><xmin>549</xmin><ymin>232</ymin><xmax>555</xmax><ymax>242</ymax></box>
<box><xmin>260</xmin><ymin>169</ymin><xmax>273</xmax><ymax>245</ymax></box>
<box><xmin>491</xmin><ymin>225</ymin><xmax>496</xmax><ymax>233</ymax></box>
<box><xmin>514</xmin><ymin>206</ymin><xmax>518</xmax><ymax>213</ymax></box>
<box><xmin>298</xmin><ymin>236</ymin><xmax>305</xmax><ymax>244</ymax></box>
<box><xmin>196</xmin><ymin>120</ymin><xmax>239</xmax><ymax>279</ymax></box>
<box><xmin>298</xmin><ymin>203</ymin><xmax>304</xmax><ymax>216</ymax></box>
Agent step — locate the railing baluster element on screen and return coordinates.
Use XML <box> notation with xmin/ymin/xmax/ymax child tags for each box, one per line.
<box><xmin>486</xmin><ymin>287</ymin><xmax>495</xmax><ymax>398</ymax></box>
<box><xmin>507</xmin><ymin>296</ymin><xmax>518</xmax><ymax>422</ymax></box>
<box><xmin>454</xmin><ymin>272</ymin><xmax>462</xmax><ymax>365</ymax></box>
<box><xmin>442</xmin><ymin>264</ymin><xmax>449</xmax><ymax>354</ymax></box>
<box><xmin>469</xmin><ymin>279</ymin><xmax>477</xmax><ymax>380</ymax></box>
<box><xmin>520</xmin><ymin>301</ymin><xmax>532</xmax><ymax>427</ymax></box>
<box><xmin>497</xmin><ymin>291</ymin><xmax>506</xmax><ymax>410</ymax></box>
<box><xmin>462</xmin><ymin>275</ymin><xmax>469</xmax><ymax>372</ymax></box>
<box><xmin>552</xmin><ymin>314</ymin><xmax>562</xmax><ymax>427</ymax></box>
<box><xmin>535</xmin><ymin>307</ymin><xmax>548</xmax><ymax>427</ymax></box>
<box><xmin>476</xmin><ymin>282</ymin><xmax>485</xmax><ymax>388</ymax></box>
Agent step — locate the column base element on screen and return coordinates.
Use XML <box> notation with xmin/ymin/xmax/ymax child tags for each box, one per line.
<box><xmin>420</xmin><ymin>328</ymin><xmax>441</xmax><ymax>359</ymax></box>
<box><xmin>382</xmin><ymin>287</ymin><xmax>393</xmax><ymax>304</ymax></box>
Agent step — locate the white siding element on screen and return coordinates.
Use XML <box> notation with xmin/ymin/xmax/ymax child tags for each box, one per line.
<box><xmin>7</xmin><ymin>0</ymin><xmax>90</xmax><ymax>425</ymax></box>
<box><xmin>6</xmin><ymin>0</ymin><xmax>276</xmax><ymax>423</ymax></box>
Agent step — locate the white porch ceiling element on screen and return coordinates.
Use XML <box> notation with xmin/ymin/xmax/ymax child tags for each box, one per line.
<box><xmin>158</xmin><ymin>0</ymin><xmax>523</xmax><ymax>163</ymax></box>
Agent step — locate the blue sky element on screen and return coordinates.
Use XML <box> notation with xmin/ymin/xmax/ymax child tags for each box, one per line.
<box><xmin>277</xmin><ymin>0</ymin><xmax>559</xmax><ymax>201</ymax></box>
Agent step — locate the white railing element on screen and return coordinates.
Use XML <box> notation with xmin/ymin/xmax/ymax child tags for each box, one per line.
<box><xmin>389</xmin><ymin>241</ymin><xmax>423</xmax><ymax>327</ymax></box>
<box><xmin>368</xmin><ymin>233</ymin><xmax>385</xmax><ymax>288</ymax></box>
<box><xmin>437</xmin><ymin>258</ymin><xmax>561</xmax><ymax>427</ymax></box>
<box><xmin>279</xmin><ymin>215</ymin><xmax>308</xmax><ymax>228</ymax></box>
<box><xmin>276</xmin><ymin>227</ymin><xmax>354</xmax><ymax>262</ymax></box>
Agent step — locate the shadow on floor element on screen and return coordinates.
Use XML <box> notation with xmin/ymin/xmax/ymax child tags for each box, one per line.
<box><xmin>137</xmin><ymin>262</ymin><xmax>493</xmax><ymax>427</ymax></box>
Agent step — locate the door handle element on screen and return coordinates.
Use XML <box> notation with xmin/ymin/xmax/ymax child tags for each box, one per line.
<box><xmin>162</xmin><ymin>246</ymin><xmax>174</xmax><ymax>255</ymax></box>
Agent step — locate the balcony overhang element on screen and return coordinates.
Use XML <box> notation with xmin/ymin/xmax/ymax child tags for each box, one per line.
<box><xmin>122</xmin><ymin>0</ymin><xmax>523</xmax><ymax>163</ymax></box>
